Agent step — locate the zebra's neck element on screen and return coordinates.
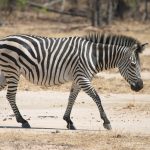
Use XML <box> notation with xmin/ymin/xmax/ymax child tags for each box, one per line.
<box><xmin>95</xmin><ymin>43</ymin><xmax>126</xmax><ymax>72</ymax></box>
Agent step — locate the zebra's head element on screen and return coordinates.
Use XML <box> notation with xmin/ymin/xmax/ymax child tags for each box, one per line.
<box><xmin>85</xmin><ymin>32</ymin><xmax>148</xmax><ymax>92</ymax></box>
<box><xmin>118</xmin><ymin>43</ymin><xmax>148</xmax><ymax>92</ymax></box>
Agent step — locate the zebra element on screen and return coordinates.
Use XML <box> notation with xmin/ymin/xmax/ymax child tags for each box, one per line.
<box><xmin>0</xmin><ymin>33</ymin><xmax>147</xmax><ymax>130</ymax></box>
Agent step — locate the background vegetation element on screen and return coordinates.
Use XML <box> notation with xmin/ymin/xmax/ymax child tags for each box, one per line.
<box><xmin>0</xmin><ymin>0</ymin><xmax>149</xmax><ymax>26</ymax></box>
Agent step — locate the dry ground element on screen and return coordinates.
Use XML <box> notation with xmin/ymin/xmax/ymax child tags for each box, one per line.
<box><xmin>0</xmin><ymin>91</ymin><xmax>150</xmax><ymax>150</ymax></box>
<box><xmin>0</xmin><ymin>130</ymin><xmax>150</xmax><ymax>150</ymax></box>
<box><xmin>0</xmin><ymin>12</ymin><xmax>150</xmax><ymax>149</ymax></box>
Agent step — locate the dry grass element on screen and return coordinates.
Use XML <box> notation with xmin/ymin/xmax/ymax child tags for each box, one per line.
<box><xmin>0</xmin><ymin>130</ymin><xmax>149</xmax><ymax>150</ymax></box>
<box><xmin>122</xmin><ymin>103</ymin><xmax>150</xmax><ymax>112</ymax></box>
<box><xmin>123</xmin><ymin>103</ymin><xmax>136</xmax><ymax>110</ymax></box>
<box><xmin>17</xmin><ymin>75</ymin><xmax>150</xmax><ymax>94</ymax></box>
<box><xmin>141</xmin><ymin>55</ymin><xmax>150</xmax><ymax>72</ymax></box>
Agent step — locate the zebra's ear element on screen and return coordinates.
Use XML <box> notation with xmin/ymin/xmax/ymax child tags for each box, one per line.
<box><xmin>138</xmin><ymin>43</ymin><xmax>148</xmax><ymax>53</ymax></box>
<box><xmin>131</xmin><ymin>43</ymin><xmax>148</xmax><ymax>53</ymax></box>
<box><xmin>141</xmin><ymin>43</ymin><xmax>148</xmax><ymax>49</ymax></box>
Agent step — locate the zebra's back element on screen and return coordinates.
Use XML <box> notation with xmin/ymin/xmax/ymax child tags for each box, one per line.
<box><xmin>0</xmin><ymin>35</ymin><xmax>81</xmax><ymax>86</ymax></box>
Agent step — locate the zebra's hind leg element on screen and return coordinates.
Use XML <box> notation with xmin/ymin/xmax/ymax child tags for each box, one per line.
<box><xmin>63</xmin><ymin>83</ymin><xmax>80</xmax><ymax>130</ymax></box>
<box><xmin>6</xmin><ymin>77</ymin><xmax>31</xmax><ymax>128</ymax></box>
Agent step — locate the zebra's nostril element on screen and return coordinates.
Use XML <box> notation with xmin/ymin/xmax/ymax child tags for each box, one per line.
<box><xmin>131</xmin><ymin>79</ymin><xmax>143</xmax><ymax>92</ymax></box>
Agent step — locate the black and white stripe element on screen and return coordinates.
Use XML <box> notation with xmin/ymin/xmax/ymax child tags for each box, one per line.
<box><xmin>0</xmin><ymin>33</ymin><xmax>146</xmax><ymax>130</ymax></box>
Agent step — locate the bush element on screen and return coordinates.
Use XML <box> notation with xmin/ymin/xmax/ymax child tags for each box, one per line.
<box><xmin>0</xmin><ymin>0</ymin><xmax>27</xmax><ymax>12</ymax></box>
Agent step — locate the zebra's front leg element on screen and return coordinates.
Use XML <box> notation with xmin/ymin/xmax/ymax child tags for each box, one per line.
<box><xmin>79</xmin><ymin>80</ymin><xmax>112</xmax><ymax>130</ymax></box>
<box><xmin>63</xmin><ymin>83</ymin><xmax>80</xmax><ymax>130</ymax></box>
<box><xmin>86</xmin><ymin>90</ymin><xmax>111</xmax><ymax>130</ymax></box>
<box><xmin>6</xmin><ymin>79</ymin><xmax>31</xmax><ymax>128</ymax></box>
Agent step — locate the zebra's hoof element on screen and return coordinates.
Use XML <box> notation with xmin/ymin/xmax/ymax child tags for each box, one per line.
<box><xmin>103</xmin><ymin>123</ymin><xmax>112</xmax><ymax>130</ymax></box>
<box><xmin>67</xmin><ymin>124</ymin><xmax>76</xmax><ymax>130</ymax></box>
<box><xmin>22</xmin><ymin>122</ymin><xmax>31</xmax><ymax>128</ymax></box>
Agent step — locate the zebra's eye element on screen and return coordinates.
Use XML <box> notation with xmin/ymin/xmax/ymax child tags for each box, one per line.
<box><xmin>131</xmin><ymin>61</ymin><xmax>136</xmax><ymax>66</ymax></box>
<box><xmin>129</xmin><ymin>56</ymin><xmax>136</xmax><ymax>66</ymax></box>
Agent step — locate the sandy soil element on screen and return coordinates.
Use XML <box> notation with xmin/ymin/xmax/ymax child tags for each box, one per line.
<box><xmin>0</xmin><ymin>91</ymin><xmax>150</xmax><ymax>133</ymax></box>
<box><xmin>0</xmin><ymin>91</ymin><xmax>150</xmax><ymax>149</ymax></box>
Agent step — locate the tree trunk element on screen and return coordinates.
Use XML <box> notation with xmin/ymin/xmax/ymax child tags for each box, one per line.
<box><xmin>7</xmin><ymin>0</ymin><xmax>16</xmax><ymax>13</ymax></box>
<box><xmin>89</xmin><ymin>0</ymin><xmax>95</xmax><ymax>26</ymax></box>
<box><xmin>107</xmin><ymin>0</ymin><xmax>113</xmax><ymax>24</ymax></box>
<box><xmin>115</xmin><ymin>0</ymin><xmax>129</xmax><ymax>20</ymax></box>
<box><xmin>144</xmin><ymin>0</ymin><xmax>149</xmax><ymax>20</ymax></box>
<box><xmin>90</xmin><ymin>0</ymin><xmax>102</xmax><ymax>27</ymax></box>
<box><xmin>61</xmin><ymin>0</ymin><xmax>66</xmax><ymax>11</ymax></box>
<box><xmin>96</xmin><ymin>0</ymin><xmax>102</xmax><ymax>26</ymax></box>
<box><xmin>134</xmin><ymin>0</ymin><xmax>140</xmax><ymax>19</ymax></box>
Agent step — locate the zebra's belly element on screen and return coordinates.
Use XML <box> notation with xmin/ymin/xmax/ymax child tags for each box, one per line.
<box><xmin>21</xmin><ymin>68</ymin><xmax>72</xmax><ymax>86</ymax></box>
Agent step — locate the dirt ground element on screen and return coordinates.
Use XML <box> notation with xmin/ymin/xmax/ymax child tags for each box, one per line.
<box><xmin>0</xmin><ymin>91</ymin><xmax>150</xmax><ymax>150</ymax></box>
<box><xmin>0</xmin><ymin>13</ymin><xmax>150</xmax><ymax>149</ymax></box>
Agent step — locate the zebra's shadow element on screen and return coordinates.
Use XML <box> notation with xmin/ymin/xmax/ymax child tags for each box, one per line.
<box><xmin>0</xmin><ymin>126</ymin><xmax>103</xmax><ymax>132</ymax></box>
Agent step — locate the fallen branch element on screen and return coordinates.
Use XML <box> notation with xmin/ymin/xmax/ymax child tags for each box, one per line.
<box><xmin>27</xmin><ymin>1</ymin><xmax>87</xmax><ymax>18</ymax></box>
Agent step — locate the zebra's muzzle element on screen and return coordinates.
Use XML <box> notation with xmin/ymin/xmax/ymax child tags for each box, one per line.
<box><xmin>131</xmin><ymin>79</ymin><xmax>143</xmax><ymax>92</ymax></box>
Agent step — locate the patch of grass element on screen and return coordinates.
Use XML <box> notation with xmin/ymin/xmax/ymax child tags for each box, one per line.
<box><xmin>0</xmin><ymin>130</ymin><xmax>149</xmax><ymax>150</ymax></box>
<box><xmin>123</xmin><ymin>103</ymin><xmax>136</xmax><ymax>110</ymax></box>
<box><xmin>16</xmin><ymin>73</ymin><xmax>150</xmax><ymax>94</ymax></box>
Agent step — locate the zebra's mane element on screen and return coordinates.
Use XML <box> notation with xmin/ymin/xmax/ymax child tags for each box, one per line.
<box><xmin>84</xmin><ymin>32</ymin><xmax>143</xmax><ymax>53</ymax></box>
